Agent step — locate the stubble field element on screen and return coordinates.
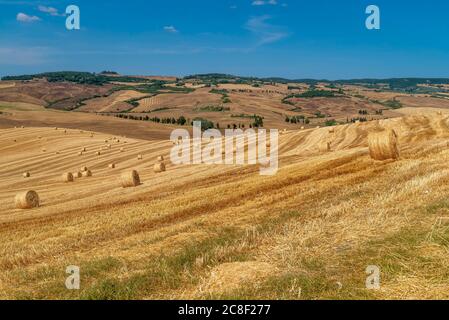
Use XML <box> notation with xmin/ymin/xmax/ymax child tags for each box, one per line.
<box><xmin>0</xmin><ymin>101</ymin><xmax>448</xmax><ymax>299</ymax></box>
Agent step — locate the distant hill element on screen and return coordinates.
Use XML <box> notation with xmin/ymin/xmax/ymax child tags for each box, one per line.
<box><xmin>4</xmin><ymin>71</ymin><xmax>449</xmax><ymax>93</ymax></box>
<box><xmin>1</xmin><ymin>72</ymin><xmax>163</xmax><ymax>85</ymax></box>
<box><xmin>184</xmin><ymin>73</ymin><xmax>449</xmax><ymax>92</ymax></box>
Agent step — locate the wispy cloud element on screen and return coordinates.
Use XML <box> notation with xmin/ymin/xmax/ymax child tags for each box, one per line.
<box><xmin>38</xmin><ymin>5</ymin><xmax>64</xmax><ymax>17</ymax></box>
<box><xmin>0</xmin><ymin>0</ymin><xmax>35</xmax><ymax>4</ymax></box>
<box><xmin>252</xmin><ymin>0</ymin><xmax>278</xmax><ymax>6</ymax></box>
<box><xmin>245</xmin><ymin>15</ymin><xmax>289</xmax><ymax>45</ymax></box>
<box><xmin>0</xmin><ymin>46</ymin><xmax>49</xmax><ymax>65</ymax></box>
<box><xmin>16</xmin><ymin>12</ymin><xmax>40</xmax><ymax>23</ymax></box>
<box><xmin>163</xmin><ymin>26</ymin><xmax>179</xmax><ymax>33</ymax></box>
<box><xmin>70</xmin><ymin>47</ymin><xmax>201</xmax><ymax>56</ymax></box>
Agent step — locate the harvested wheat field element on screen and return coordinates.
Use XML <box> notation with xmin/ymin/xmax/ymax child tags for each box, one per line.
<box><xmin>0</xmin><ymin>107</ymin><xmax>448</xmax><ymax>299</ymax></box>
<box><xmin>132</xmin><ymin>88</ymin><xmax>222</xmax><ymax>113</ymax></box>
<box><xmin>78</xmin><ymin>90</ymin><xmax>148</xmax><ymax>113</ymax></box>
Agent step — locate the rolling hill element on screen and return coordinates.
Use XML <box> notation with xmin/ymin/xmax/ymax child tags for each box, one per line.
<box><xmin>0</xmin><ymin>105</ymin><xmax>448</xmax><ymax>299</ymax></box>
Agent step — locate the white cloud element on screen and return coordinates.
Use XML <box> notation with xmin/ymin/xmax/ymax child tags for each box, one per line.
<box><xmin>252</xmin><ymin>0</ymin><xmax>278</xmax><ymax>6</ymax></box>
<box><xmin>163</xmin><ymin>26</ymin><xmax>179</xmax><ymax>33</ymax></box>
<box><xmin>16</xmin><ymin>13</ymin><xmax>40</xmax><ymax>23</ymax></box>
<box><xmin>245</xmin><ymin>15</ymin><xmax>289</xmax><ymax>45</ymax></box>
<box><xmin>38</xmin><ymin>5</ymin><xmax>63</xmax><ymax>16</ymax></box>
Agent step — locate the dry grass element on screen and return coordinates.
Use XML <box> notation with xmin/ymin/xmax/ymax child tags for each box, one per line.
<box><xmin>78</xmin><ymin>90</ymin><xmax>147</xmax><ymax>113</ymax></box>
<box><xmin>0</xmin><ymin>82</ymin><xmax>16</xmax><ymax>89</ymax></box>
<box><xmin>0</xmin><ymin>108</ymin><xmax>449</xmax><ymax>299</ymax></box>
<box><xmin>132</xmin><ymin>88</ymin><xmax>221</xmax><ymax>113</ymax></box>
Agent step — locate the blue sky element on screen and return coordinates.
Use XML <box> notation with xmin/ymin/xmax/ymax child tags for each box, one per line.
<box><xmin>1</xmin><ymin>0</ymin><xmax>449</xmax><ymax>79</ymax></box>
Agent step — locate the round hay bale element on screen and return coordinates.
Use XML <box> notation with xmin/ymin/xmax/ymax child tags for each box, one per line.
<box><xmin>42</xmin><ymin>148</ymin><xmax>46</xmax><ymax>152</ymax></box>
<box><xmin>107</xmin><ymin>144</ymin><xmax>111</xmax><ymax>149</ymax></box>
<box><xmin>82</xmin><ymin>170</ymin><xmax>92</xmax><ymax>177</ymax></box>
<box><xmin>300</xmin><ymin>126</ymin><xmax>305</xmax><ymax>130</ymax></box>
<box><xmin>154</xmin><ymin>162</ymin><xmax>166</xmax><ymax>173</ymax></box>
<box><xmin>328</xmin><ymin>128</ymin><xmax>335</xmax><ymax>133</ymax></box>
<box><xmin>80</xmin><ymin>166</ymin><xmax>88</xmax><ymax>172</ymax></box>
<box><xmin>82</xmin><ymin>147</ymin><xmax>87</xmax><ymax>152</ymax></box>
<box><xmin>62</xmin><ymin>172</ymin><xmax>74</xmax><ymax>183</ymax></box>
<box><xmin>96</xmin><ymin>151</ymin><xmax>101</xmax><ymax>156</ymax></box>
<box><xmin>318</xmin><ymin>141</ymin><xmax>331</xmax><ymax>153</ymax></box>
<box><xmin>120</xmin><ymin>148</ymin><xmax>124</xmax><ymax>153</ymax></box>
<box><xmin>23</xmin><ymin>172</ymin><xmax>30</xmax><ymax>178</ymax></box>
<box><xmin>266</xmin><ymin>142</ymin><xmax>271</xmax><ymax>148</ymax></box>
<box><xmin>73</xmin><ymin>172</ymin><xmax>82</xmax><ymax>178</ymax></box>
<box><xmin>157</xmin><ymin>156</ymin><xmax>164</xmax><ymax>162</ymax></box>
<box><xmin>55</xmin><ymin>127</ymin><xmax>58</xmax><ymax>130</ymax></box>
<box><xmin>121</xmin><ymin>170</ymin><xmax>140</xmax><ymax>188</ymax></box>
<box><xmin>137</xmin><ymin>154</ymin><xmax>143</xmax><ymax>160</ymax></box>
<box><xmin>78</xmin><ymin>152</ymin><xmax>83</xmax><ymax>156</ymax></box>
<box><xmin>15</xmin><ymin>191</ymin><xmax>39</xmax><ymax>209</ymax></box>
<box><xmin>108</xmin><ymin>163</ymin><xmax>116</xmax><ymax>169</ymax></box>
<box><xmin>368</xmin><ymin>129</ymin><xmax>400</xmax><ymax>161</ymax></box>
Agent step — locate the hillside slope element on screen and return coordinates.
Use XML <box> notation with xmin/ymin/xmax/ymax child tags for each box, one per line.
<box><xmin>0</xmin><ymin>108</ymin><xmax>448</xmax><ymax>299</ymax></box>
